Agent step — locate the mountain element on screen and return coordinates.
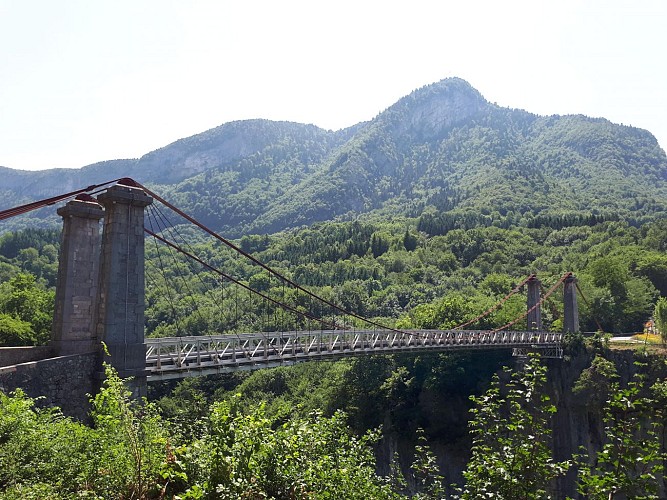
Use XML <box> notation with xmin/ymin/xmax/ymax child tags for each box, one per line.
<box><xmin>2</xmin><ymin>78</ymin><xmax>666</xmax><ymax>236</ymax></box>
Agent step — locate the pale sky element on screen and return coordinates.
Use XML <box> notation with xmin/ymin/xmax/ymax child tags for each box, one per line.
<box><xmin>1</xmin><ymin>0</ymin><xmax>665</xmax><ymax>171</ymax></box>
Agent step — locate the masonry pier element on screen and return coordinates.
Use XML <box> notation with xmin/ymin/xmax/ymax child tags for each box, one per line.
<box><xmin>563</xmin><ymin>274</ymin><xmax>580</xmax><ymax>333</ymax></box>
<box><xmin>51</xmin><ymin>195</ymin><xmax>104</xmax><ymax>356</ymax></box>
<box><xmin>527</xmin><ymin>275</ymin><xmax>542</xmax><ymax>330</ymax></box>
<box><xmin>95</xmin><ymin>183</ymin><xmax>152</xmax><ymax>397</ymax></box>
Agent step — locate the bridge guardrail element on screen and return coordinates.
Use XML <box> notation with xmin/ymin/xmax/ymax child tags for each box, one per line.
<box><xmin>145</xmin><ymin>329</ymin><xmax>563</xmax><ymax>381</ymax></box>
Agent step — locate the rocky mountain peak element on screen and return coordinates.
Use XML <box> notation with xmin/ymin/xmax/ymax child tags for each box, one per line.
<box><xmin>380</xmin><ymin>78</ymin><xmax>488</xmax><ymax>141</ymax></box>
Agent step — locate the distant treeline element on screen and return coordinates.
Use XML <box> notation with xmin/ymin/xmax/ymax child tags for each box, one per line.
<box><xmin>418</xmin><ymin>210</ymin><xmax>621</xmax><ymax>235</ymax></box>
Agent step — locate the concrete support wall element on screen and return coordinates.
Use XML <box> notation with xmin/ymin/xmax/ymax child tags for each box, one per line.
<box><xmin>51</xmin><ymin>196</ymin><xmax>104</xmax><ymax>355</ymax></box>
<box><xmin>563</xmin><ymin>274</ymin><xmax>580</xmax><ymax>333</ymax></box>
<box><xmin>96</xmin><ymin>184</ymin><xmax>152</xmax><ymax>395</ymax></box>
<box><xmin>527</xmin><ymin>275</ymin><xmax>542</xmax><ymax>330</ymax></box>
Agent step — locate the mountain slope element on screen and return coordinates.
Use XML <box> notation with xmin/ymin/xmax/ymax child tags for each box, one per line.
<box><xmin>239</xmin><ymin>79</ymin><xmax>666</xmax><ymax>235</ymax></box>
<box><xmin>2</xmin><ymin>78</ymin><xmax>666</xmax><ymax>236</ymax></box>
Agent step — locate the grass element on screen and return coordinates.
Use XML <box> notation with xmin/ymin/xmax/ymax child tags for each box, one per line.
<box><xmin>631</xmin><ymin>333</ymin><xmax>664</xmax><ymax>345</ymax></box>
<box><xmin>609</xmin><ymin>332</ymin><xmax>666</xmax><ymax>353</ymax></box>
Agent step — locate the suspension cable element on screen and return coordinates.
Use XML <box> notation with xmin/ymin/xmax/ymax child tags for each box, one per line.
<box><xmin>0</xmin><ymin>179</ymin><xmax>122</xmax><ymax>221</ymax></box>
<box><xmin>146</xmin><ymin>205</ymin><xmax>210</xmax><ymax>336</ymax></box>
<box><xmin>144</xmin><ymin>228</ymin><xmax>340</xmax><ymax>330</ymax></box>
<box><xmin>491</xmin><ymin>272</ymin><xmax>572</xmax><ymax>333</ymax></box>
<box><xmin>540</xmin><ymin>282</ymin><xmax>562</xmax><ymax>322</ymax></box>
<box><xmin>574</xmin><ymin>282</ymin><xmax>606</xmax><ymax>333</ymax></box>
<box><xmin>453</xmin><ymin>274</ymin><xmax>535</xmax><ymax>330</ymax></box>
<box><xmin>129</xmin><ymin>178</ymin><xmax>414</xmax><ymax>336</ymax></box>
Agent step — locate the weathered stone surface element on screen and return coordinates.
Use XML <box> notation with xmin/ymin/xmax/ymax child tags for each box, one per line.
<box><xmin>0</xmin><ymin>346</ymin><xmax>55</xmax><ymax>367</ymax></box>
<box><xmin>527</xmin><ymin>275</ymin><xmax>543</xmax><ymax>330</ymax></box>
<box><xmin>51</xmin><ymin>198</ymin><xmax>104</xmax><ymax>356</ymax></box>
<box><xmin>0</xmin><ymin>353</ymin><xmax>99</xmax><ymax>421</ymax></box>
<box><xmin>563</xmin><ymin>275</ymin><xmax>580</xmax><ymax>333</ymax></box>
<box><xmin>96</xmin><ymin>184</ymin><xmax>151</xmax><ymax>393</ymax></box>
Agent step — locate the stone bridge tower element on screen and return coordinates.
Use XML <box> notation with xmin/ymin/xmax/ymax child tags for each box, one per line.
<box><xmin>95</xmin><ymin>183</ymin><xmax>152</xmax><ymax>396</ymax></box>
<box><xmin>51</xmin><ymin>194</ymin><xmax>104</xmax><ymax>356</ymax></box>
<box><xmin>50</xmin><ymin>182</ymin><xmax>152</xmax><ymax>397</ymax></box>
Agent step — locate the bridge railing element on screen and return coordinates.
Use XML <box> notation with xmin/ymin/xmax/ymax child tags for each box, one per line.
<box><xmin>145</xmin><ymin>329</ymin><xmax>563</xmax><ymax>381</ymax></box>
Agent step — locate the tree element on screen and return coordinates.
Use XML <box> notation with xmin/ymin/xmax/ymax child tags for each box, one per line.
<box><xmin>87</xmin><ymin>363</ymin><xmax>170</xmax><ymax>498</ymax></box>
<box><xmin>0</xmin><ymin>363</ymin><xmax>170</xmax><ymax>498</ymax></box>
<box><xmin>410</xmin><ymin>429</ymin><xmax>446</xmax><ymax>499</ymax></box>
<box><xmin>371</xmin><ymin>232</ymin><xmax>391</xmax><ymax>258</ymax></box>
<box><xmin>572</xmin><ymin>355</ymin><xmax>618</xmax><ymax>410</ymax></box>
<box><xmin>576</xmin><ymin>370</ymin><xmax>663</xmax><ymax>499</ymax></box>
<box><xmin>654</xmin><ymin>297</ymin><xmax>667</xmax><ymax>343</ymax></box>
<box><xmin>179</xmin><ymin>394</ymin><xmax>399</xmax><ymax>498</ymax></box>
<box><xmin>0</xmin><ymin>273</ymin><xmax>54</xmax><ymax>345</ymax></box>
<box><xmin>459</xmin><ymin>354</ymin><xmax>569</xmax><ymax>499</ymax></box>
<box><xmin>0</xmin><ymin>313</ymin><xmax>35</xmax><ymax>346</ymax></box>
<box><xmin>403</xmin><ymin>230</ymin><xmax>418</xmax><ymax>252</ymax></box>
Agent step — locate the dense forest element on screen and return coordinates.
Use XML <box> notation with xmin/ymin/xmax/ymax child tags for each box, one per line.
<box><xmin>2</xmin><ymin>213</ymin><xmax>667</xmax><ymax>497</ymax></box>
<box><xmin>3</xmin><ymin>214</ymin><xmax>667</xmax><ymax>347</ymax></box>
<box><xmin>3</xmin><ymin>78</ymin><xmax>667</xmax><ymax>497</ymax></box>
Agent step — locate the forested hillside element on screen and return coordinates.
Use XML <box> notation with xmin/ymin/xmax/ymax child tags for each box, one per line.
<box><xmin>3</xmin><ymin>78</ymin><xmax>667</xmax><ymax>498</ymax></box>
<box><xmin>2</xmin><ymin>78</ymin><xmax>666</xmax><ymax>237</ymax></box>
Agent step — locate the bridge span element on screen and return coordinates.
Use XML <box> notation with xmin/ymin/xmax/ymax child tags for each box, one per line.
<box><xmin>146</xmin><ymin>329</ymin><xmax>564</xmax><ymax>381</ymax></box>
<box><xmin>0</xmin><ymin>179</ymin><xmax>572</xmax><ymax>419</ymax></box>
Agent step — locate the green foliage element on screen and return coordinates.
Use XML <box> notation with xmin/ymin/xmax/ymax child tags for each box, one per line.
<box><xmin>371</xmin><ymin>231</ymin><xmax>391</xmax><ymax>258</ymax></box>
<box><xmin>0</xmin><ymin>313</ymin><xmax>35</xmax><ymax>346</ymax></box>
<box><xmin>409</xmin><ymin>429</ymin><xmax>446</xmax><ymax>500</ymax></box>
<box><xmin>403</xmin><ymin>229</ymin><xmax>419</xmax><ymax>252</ymax></box>
<box><xmin>0</xmin><ymin>365</ymin><xmax>171</xmax><ymax>498</ymax></box>
<box><xmin>459</xmin><ymin>354</ymin><xmax>569</xmax><ymax>499</ymax></box>
<box><xmin>576</xmin><ymin>369</ymin><xmax>664</xmax><ymax>499</ymax></box>
<box><xmin>179</xmin><ymin>395</ymin><xmax>398</xmax><ymax>499</ymax></box>
<box><xmin>0</xmin><ymin>273</ymin><xmax>54</xmax><ymax>345</ymax></box>
<box><xmin>89</xmin><ymin>364</ymin><xmax>170</xmax><ymax>498</ymax></box>
<box><xmin>0</xmin><ymin>228</ymin><xmax>59</xmax><ymax>285</ymax></box>
<box><xmin>654</xmin><ymin>297</ymin><xmax>667</xmax><ymax>342</ymax></box>
<box><xmin>2</xmin><ymin>361</ymin><xmax>415</xmax><ymax>498</ymax></box>
<box><xmin>583</xmin><ymin>256</ymin><xmax>658</xmax><ymax>333</ymax></box>
<box><xmin>573</xmin><ymin>355</ymin><xmax>619</xmax><ymax>409</ymax></box>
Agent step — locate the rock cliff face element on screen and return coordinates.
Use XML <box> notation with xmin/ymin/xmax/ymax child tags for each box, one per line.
<box><xmin>133</xmin><ymin>120</ymin><xmax>341</xmax><ymax>185</ymax></box>
<box><xmin>547</xmin><ymin>349</ymin><xmax>667</xmax><ymax>498</ymax></box>
<box><xmin>383</xmin><ymin>78</ymin><xmax>489</xmax><ymax>142</ymax></box>
<box><xmin>376</xmin><ymin>349</ymin><xmax>667</xmax><ymax>498</ymax></box>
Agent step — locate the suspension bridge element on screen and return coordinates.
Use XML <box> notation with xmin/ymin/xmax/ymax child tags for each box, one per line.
<box><xmin>0</xmin><ymin>179</ymin><xmax>575</xmax><ymax>415</ymax></box>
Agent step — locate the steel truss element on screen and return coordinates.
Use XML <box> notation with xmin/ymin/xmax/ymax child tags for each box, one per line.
<box><xmin>511</xmin><ymin>346</ymin><xmax>564</xmax><ymax>359</ymax></box>
<box><xmin>145</xmin><ymin>329</ymin><xmax>563</xmax><ymax>381</ymax></box>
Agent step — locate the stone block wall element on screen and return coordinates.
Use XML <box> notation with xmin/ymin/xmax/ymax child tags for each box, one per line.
<box><xmin>0</xmin><ymin>352</ymin><xmax>99</xmax><ymax>421</ymax></box>
<box><xmin>0</xmin><ymin>346</ymin><xmax>55</xmax><ymax>367</ymax></box>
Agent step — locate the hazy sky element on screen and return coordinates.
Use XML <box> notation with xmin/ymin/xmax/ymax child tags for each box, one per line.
<box><xmin>1</xmin><ymin>0</ymin><xmax>665</xmax><ymax>171</ymax></box>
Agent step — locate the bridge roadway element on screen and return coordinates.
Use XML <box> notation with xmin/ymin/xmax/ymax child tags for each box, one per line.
<box><xmin>145</xmin><ymin>329</ymin><xmax>563</xmax><ymax>381</ymax></box>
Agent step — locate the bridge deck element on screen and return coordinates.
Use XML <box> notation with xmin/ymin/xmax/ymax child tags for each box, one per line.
<box><xmin>145</xmin><ymin>329</ymin><xmax>563</xmax><ymax>381</ymax></box>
